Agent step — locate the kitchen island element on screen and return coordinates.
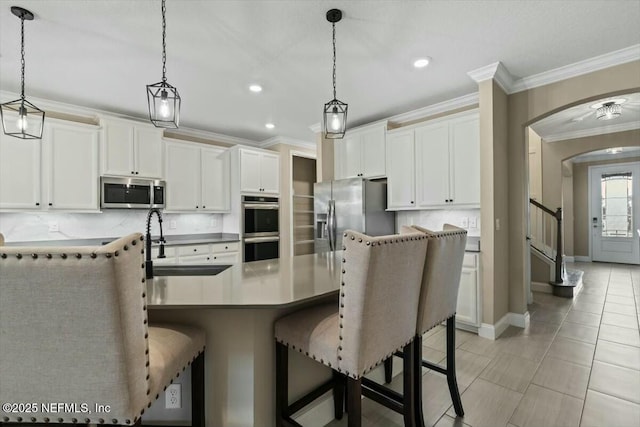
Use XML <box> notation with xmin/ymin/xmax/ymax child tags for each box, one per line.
<box><xmin>146</xmin><ymin>252</ymin><xmax>342</xmax><ymax>427</ymax></box>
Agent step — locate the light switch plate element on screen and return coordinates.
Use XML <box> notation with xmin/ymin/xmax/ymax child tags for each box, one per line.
<box><xmin>470</xmin><ymin>217</ymin><xmax>477</xmax><ymax>228</ymax></box>
<box><xmin>461</xmin><ymin>217</ymin><xmax>469</xmax><ymax>228</ymax></box>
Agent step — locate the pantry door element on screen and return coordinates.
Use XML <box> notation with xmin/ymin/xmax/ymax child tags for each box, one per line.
<box><xmin>590</xmin><ymin>162</ymin><xmax>640</xmax><ymax>264</ymax></box>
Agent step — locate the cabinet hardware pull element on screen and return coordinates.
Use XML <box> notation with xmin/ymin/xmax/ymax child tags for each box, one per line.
<box><xmin>196</xmin><ymin>206</ymin><xmax>199</xmax><ymax>208</ymax></box>
<box><xmin>131</xmin><ymin>171</ymin><xmax>135</xmax><ymax>174</ymax></box>
<box><xmin>410</xmin><ymin>201</ymin><xmax>414</xmax><ymax>204</ymax></box>
<box><xmin>35</xmin><ymin>202</ymin><xmax>40</xmax><ymax>206</ymax></box>
<box><xmin>135</xmin><ymin>171</ymin><xmax>139</xmax><ymax>175</ymax></box>
<box><xmin>48</xmin><ymin>203</ymin><xmax>53</xmax><ymax>206</ymax></box>
<box><xmin>202</xmin><ymin>205</ymin><xmax>206</xmax><ymax>208</ymax></box>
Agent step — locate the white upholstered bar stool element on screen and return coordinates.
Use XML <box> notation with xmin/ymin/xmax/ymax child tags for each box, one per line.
<box><xmin>274</xmin><ymin>230</ymin><xmax>428</xmax><ymax>427</ymax></box>
<box><xmin>0</xmin><ymin>233</ymin><xmax>206</xmax><ymax>426</ymax></box>
<box><xmin>383</xmin><ymin>224</ymin><xmax>467</xmax><ymax>425</ymax></box>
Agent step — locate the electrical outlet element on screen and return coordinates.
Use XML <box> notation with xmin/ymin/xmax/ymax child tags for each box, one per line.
<box><xmin>210</xmin><ymin>217</ymin><xmax>218</xmax><ymax>228</ymax></box>
<box><xmin>169</xmin><ymin>220</ymin><xmax>177</xmax><ymax>230</ymax></box>
<box><xmin>469</xmin><ymin>217</ymin><xmax>477</xmax><ymax>228</ymax></box>
<box><xmin>461</xmin><ymin>217</ymin><xmax>469</xmax><ymax>228</ymax></box>
<box><xmin>165</xmin><ymin>383</ymin><xmax>181</xmax><ymax>409</ymax></box>
<box><xmin>48</xmin><ymin>222</ymin><xmax>59</xmax><ymax>232</ymax></box>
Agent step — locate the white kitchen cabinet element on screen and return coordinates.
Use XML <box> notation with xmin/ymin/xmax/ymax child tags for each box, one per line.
<box><xmin>160</xmin><ymin>242</ymin><xmax>240</xmax><ymax>265</ymax></box>
<box><xmin>456</xmin><ymin>252</ymin><xmax>481</xmax><ymax>327</ymax></box>
<box><xmin>0</xmin><ymin>132</ymin><xmax>41</xmax><ymax>210</ymax></box>
<box><xmin>101</xmin><ymin>118</ymin><xmax>163</xmax><ymax>178</ymax></box>
<box><xmin>45</xmin><ymin>122</ymin><xmax>100</xmax><ymax>211</ymax></box>
<box><xmin>238</xmin><ymin>148</ymin><xmax>280</xmax><ymax>194</ymax></box>
<box><xmin>386</xmin><ymin>111</ymin><xmax>479</xmax><ymax>210</ymax></box>
<box><xmin>165</xmin><ymin>139</ymin><xmax>230</xmax><ymax>212</ymax></box>
<box><xmin>334</xmin><ymin>124</ymin><xmax>386</xmax><ymax>179</ymax></box>
<box><xmin>386</xmin><ymin>129</ymin><xmax>416</xmax><ymax>209</ymax></box>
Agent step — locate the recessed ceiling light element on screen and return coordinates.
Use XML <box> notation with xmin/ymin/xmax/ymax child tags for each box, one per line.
<box><xmin>265</xmin><ymin>123</ymin><xmax>275</xmax><ymax>129</ymax></box>
<box><xmin>249</xmin><ymin>84</ymin><xmax>263</xmax><ymax>93</ymax></box>
<box><xmin>413</xmin><ymin>57</ymin><xmax>431</xmax><ymax>68</ymax></box>
<box><xmin>589</xmin><ymin>98</ymin><xmax>626</xmax><ymax>109</ymax></box>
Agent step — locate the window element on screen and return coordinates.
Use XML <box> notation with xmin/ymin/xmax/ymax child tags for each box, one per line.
<box><xmin>601</xmin><ymin>172</ymin><xmax>632</xmax><ymax>237</ymax></box>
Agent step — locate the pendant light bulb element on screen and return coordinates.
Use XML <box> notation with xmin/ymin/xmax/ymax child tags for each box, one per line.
<box><xmin>330</xmin><ymin>107</ymin><xmax>341</xmax><ymax>131</ymax></box>
<box><xmin>16</xmin><ymin>105</ymin><xmax>28</xmax><ymax>131</ymax></box>
<box><xmin>159</xmin><ymin>90</ymin><xmax>170</xmax><ymax>119</ymax></box>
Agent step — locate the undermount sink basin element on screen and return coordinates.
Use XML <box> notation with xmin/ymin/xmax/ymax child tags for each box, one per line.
<box><xmin>152</xmin><ymin>264</ymin><xmax>232</xmax><ymax>276</ymax></box>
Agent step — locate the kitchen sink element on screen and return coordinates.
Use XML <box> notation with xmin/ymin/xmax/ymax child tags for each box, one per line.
<box><xmin>152</xmin><ymin>264</ymin><xmax>232</xmax><ymax>276</ymax></box>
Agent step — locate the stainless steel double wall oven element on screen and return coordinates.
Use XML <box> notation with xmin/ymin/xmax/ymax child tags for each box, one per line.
<box><xmin>242</xmin><ymin>195</ymin><xmax>279</xmax><ymax>262</ymax></box>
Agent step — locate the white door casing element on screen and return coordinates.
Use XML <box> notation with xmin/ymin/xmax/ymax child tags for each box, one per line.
<box><xmin>590</xmin><ymin>162</ymin><xmax>640</xmax><ymax>265</ymax></box>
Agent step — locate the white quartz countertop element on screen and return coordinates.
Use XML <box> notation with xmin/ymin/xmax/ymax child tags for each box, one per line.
<box><xmin>147</xmin><ymin>252</ymin><xmax>342</xmax><ymax>309</ymax></box>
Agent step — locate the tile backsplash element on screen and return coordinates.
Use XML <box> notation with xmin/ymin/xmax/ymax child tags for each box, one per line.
<box><xmin>396</xmin><ymin>209</ymin><xmax>481</xmax><ymax>236</ymax></box>
<box><xmin>0</xmin><ymin>211</ymin><xmax>223</xmax><ymax>242</ymax></box>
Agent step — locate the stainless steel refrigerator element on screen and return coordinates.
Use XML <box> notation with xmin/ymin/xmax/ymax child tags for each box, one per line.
<box><xmin>314</xmin><ymin>178</ymin><xmax>395</xmax><ymax>253</ymax></box>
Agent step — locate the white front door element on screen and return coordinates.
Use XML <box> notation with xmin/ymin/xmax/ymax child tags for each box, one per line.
<box><xmin>590</xmin><ymin>162</ymin><xmax>640</xmax><ymax>265</ymax></box>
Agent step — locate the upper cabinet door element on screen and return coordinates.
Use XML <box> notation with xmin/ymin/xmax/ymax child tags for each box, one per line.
<box><xmin>165</xmin><ymin>141</ymin><xmax>200</xmax><ymax>211</ymax></box>
<box><xmin>46</xmin><ymin>123</ymin><xmax>99</xmax><ymax>211</ymax></box>
<box><xmin>341</xmin><ymin>135</ymin><xmax>362</xmax><ymax>179</ymax></box>
<box><xmin>361</xmin><ymin>127</ymin><xmax>386</xmax><ymax>178</ymax></box>
<box><xmin>0</xmin><ymin>132</ymin><xmax>41</xmax><ymax>209</ymax></box>
<box><xmin>260</xmin><ymin>153</ymin><xmax>280</xmax><ymax>194</ymax></box>
<box><xmin>201</xmin><ymin>148</ymin><xmax>230</xmax><ymax>211</ymax></box>
<box><xmin>102</xmin><ymin>120</ymin><xmax>134</xmax><ymax>176</ymax></box>
<box><xmin>386</xmin><ymin>130</ymin><xmax>415</xmax><ymax>209</ymax></box>
<box><xmin>415</xmin><ymin>123</ymin><xmax>450</xmax><ymax>207</ymax></box>
<box><xmin>134</xmin><ymin>127</ymin><xmax>163</xmax><ymax>178</ymax></box>
<box><xmin>450</xmin><ymin>117</ymin><xmax>480</xmax><ymax>206</ymax></box>
<box><xmin>240</xmin><ymin>149</ymin><xmax>262</xmax><ymax>193</ymax></box>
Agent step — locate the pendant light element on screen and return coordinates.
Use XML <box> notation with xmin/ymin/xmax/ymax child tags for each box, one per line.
<box><xmin>0</xmin><ymin>6</ymin><xmax>45</xmax><ymax>140</ymax></box>
<box><xmin>323</xmin><ymin>9</ymin><xmax>348</xmax><ymax>139</ymax></box>
<box><xmin>146</xmin><ymin>0</ymin><xmax>181</xmax><ymax>128</ymax></box>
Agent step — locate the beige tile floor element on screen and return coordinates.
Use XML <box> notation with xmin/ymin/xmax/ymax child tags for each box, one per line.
<box><xmin>325</xmin><ymin>262</ymin><xmax>640</xmax><ymax>427</ymax></box>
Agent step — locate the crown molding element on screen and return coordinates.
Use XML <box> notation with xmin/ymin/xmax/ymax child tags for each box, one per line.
<box><xmin>511</xmin><ymin>44</ymin><xmax>640</xmax><ymax>94</ymax></box>
<box><xmin>166</xmin><ymin>127</ymin><xmax>259</xmax><ymax>147</ymax></box>
<box><xmin>467</xmin><ymin>62</ymin><xmax>514</xmax><ymax>94</ymax></box>
<box><xmin>543</xmin><ymin>121</ymin><xmax>640</xmax><ymax>143</ymax></box>
<box><xmin>387</xmin><ymin>93</ymin><xmax>479</xmax><ymax>124</ymax></box>
<box><xmin>260</xmin><ymin>136</ymin><xmax>316</xmax><ymax>150</ymax></box>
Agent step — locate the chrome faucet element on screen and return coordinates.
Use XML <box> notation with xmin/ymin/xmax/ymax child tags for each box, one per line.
<box><xmin>145</xmin><ymin>208</ymin><xmax>166</xmax><ymax>279</ymax></box>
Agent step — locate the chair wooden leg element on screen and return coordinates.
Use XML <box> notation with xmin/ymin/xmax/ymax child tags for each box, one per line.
<box><xmin>333</xmin><ymin>371</ymin><xmax>345</xmax><ymax>419</ymax></box>
<box><xmin>402</xmin><ymin>341</ymin><xmax>417</xmax><ymax>427</ymax></box>
<box><xmin>275</xmin><ymin>341</ymin><xmax>289</xmax><ymax>427</ymax></box>
<box><xmin>413</xmin><ymin>335</ymin><xmax>426</xmax><ymax>427</ymax></box>
<box><xmin>384</xmin><ymin>357</ymin><xmax>394</xmax><ymax>383</ymax></box>
<box><xmin>346</xmin><ymin>377</ymin><xmax>362</xmax><ymax>427</ymax></box>
<box><xmin>191</xmin><ymin>351</ymin><xmax>205</xmax><ymax>427</ymax></box>
<box><xmin>446</xmin><ymin>317</ymin><xmax>464</xmax><ymax>417</ymax></box>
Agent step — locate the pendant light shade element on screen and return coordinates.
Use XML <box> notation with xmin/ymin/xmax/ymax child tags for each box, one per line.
<box><xmin>596</xmin><ymin>102</ymin><xmax>622</xmax><ymax>121</ymax></box>
<box><xmin>1</xmin><ymin>6</ymin><xmax>44</xmax><ymax>140</ymax></box>
<box><xmin>323</xmin><ymin>9</ymin><xmax>348</xmax><ymax>139</ymax></box>
<box><xmin>146</xmin><ymin>0</ymin><xmax>181</xmax><ymax>128</ymax></box>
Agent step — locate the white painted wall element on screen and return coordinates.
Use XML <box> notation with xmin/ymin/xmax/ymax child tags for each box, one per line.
<box><xmin>0</xmin><ymin>211</ymin><xmax>223</xmax><ymax>242</ymax></box>
<box><xmin>396</xmin><ymin>208</ymin><xmax>481</xmax><ymax>236</ymax></box>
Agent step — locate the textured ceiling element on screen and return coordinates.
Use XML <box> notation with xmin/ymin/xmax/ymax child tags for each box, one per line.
<box><xmin>1</xmin><ymin>0</ymin><xmax>639</xmax><ymax>142</ymax></box>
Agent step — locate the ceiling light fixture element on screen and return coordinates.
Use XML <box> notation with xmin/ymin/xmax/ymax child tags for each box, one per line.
<box><xmin>596</xmin><ymin>102</ymin><xmax>622</xmax><ymax>120</ymax></box>
<box><xmin>606</xmin><ymin>147</ymin><xmax>622</xmax><ymax>154</ymax></box>
<box><xmin>413</xmin><ymin>57</ymin><xmax>431</xmax><ymax>68</ymax></box>
<box><xmin>146</xmin><ymin>0</ymin><xmax>180</xmax><ymax>128</ymax></box>
<box><xmin>322</xmin><ymin>9</ymin><xmax>348</xmax><ymax>139</ymax></box>
<box><xmin>249</xmin><ymin>84</ymin><xmax>263</xmax><ymax>93</ymax></box>
<box><xmin>265</xmin><ymin>123</ymin><xmax>275</xmax><ymax>129</ymax></box>
<box><xmin>0</xmin><ymin>6</ymin><xmax>44</xmax><ymax>140</ymax></box>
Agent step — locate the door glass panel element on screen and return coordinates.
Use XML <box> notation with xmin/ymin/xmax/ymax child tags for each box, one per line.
<box><xmin>601</xmin><ymin>172</ymin><xmax>632</xmax><ymax>237</ymax></box>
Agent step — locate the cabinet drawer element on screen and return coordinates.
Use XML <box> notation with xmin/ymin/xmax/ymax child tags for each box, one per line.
<box><xmin>211</xmin><ymin>241</ymin><xmax>240</xmax><ymax>253</ymax></box>
<box><xmin>463</xmin><ymin>253</ymin><xmax>477</xmax><ymax>268</ymax></box>
<box><xmin>210</xmin><ymin>252</ymin><xmax>239</xmax><ymax>265</ymax></box>
<box><xmin>179</xmin><ymin>254</ymin><xmax>213</xmax><ymax>264</ymax></box>
<box><xmin>177</xmin><ymin>244</ymin><xmax>210</xmax><ymax>256</ymax></box>
<box><xmin>152</xmin><ymin>256</ymin><xmax>177</xmax><ymax>265</ymax></box>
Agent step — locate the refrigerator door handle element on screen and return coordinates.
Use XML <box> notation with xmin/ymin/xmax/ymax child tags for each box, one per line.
<box><xmin>328</xmin><ymin>200</ymin><xmax>336</xmax><ymax>251</ymax></box>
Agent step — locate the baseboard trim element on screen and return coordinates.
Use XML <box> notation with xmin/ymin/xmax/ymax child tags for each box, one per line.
<box><xmin>575</xmin><ymin>256</ymin><xmax>591</xmax><ymax>262</ymax></box>
<box><xmin>509</xmin><ymin>311</ymin><xmax>531</xmax><ymax>329</ymax></box>
<box><xmin>478</xmin><ymin>313</ymin><xmax>510</xmax><ymax>340</ymax></box>
<box><xmin>532</xmin><ymin>281</ymin><xmax>553</xmax><ymax>293</ymax></box>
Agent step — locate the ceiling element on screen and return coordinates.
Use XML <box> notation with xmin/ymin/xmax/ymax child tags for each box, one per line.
<box><xmin>1</xmin><ymin>1</ymin><xmax>639</xmax><ymax>143</ymax></box>
<box><xmin>530</xmin><ymin>92</ymin><xmax>640</xmax><ymax>142</ymax></box>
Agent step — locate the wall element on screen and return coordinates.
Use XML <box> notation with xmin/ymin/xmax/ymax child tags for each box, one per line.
<box><xmin>0</xmin><ymin>211</ymin><xmax>223</xmax><ymax>242</ymax></box>
<box><xmin>572</xmin><ymin>156</ymin><xmax>640</xmax><ymax>257</ymax></box>
<box><xmin>508</xmin><ymin>60</ymin><xmax>640</xmax><ymax>317</ymax></box>
<box><xmin>396</xmin><ymin>209</ymin><xmax>481</xmax><ymax>237</ymax></box>
<box><xmin>528</xmin><ymin>128</ymin><xmax>543</xmax><ymax>201</ymax></box>
<box><xmin>267</xmin><ymin>143</ymin><xmax>316</xmax><ymax>259</ymax></box>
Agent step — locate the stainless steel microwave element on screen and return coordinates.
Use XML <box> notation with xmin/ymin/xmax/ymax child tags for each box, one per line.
<box><xmin>100</xmin><ymin>177</ymin><xmax>166</xmax><ymax>209</ymax></box>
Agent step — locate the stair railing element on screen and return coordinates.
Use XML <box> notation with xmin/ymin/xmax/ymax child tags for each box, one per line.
<box><xmin>529</xmin><ymin>198</ymin><xmax>563</xmax><ymax>284</ymax></box>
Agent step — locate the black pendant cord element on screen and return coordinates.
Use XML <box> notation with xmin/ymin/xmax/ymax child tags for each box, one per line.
<box><xmin>332</xmin><ymin>21</ymin><xmax>337</xmax><ymax>101</ymax></box>
<box><xmin>161</xmin><ymin>0</ymin><xmax>167</xmax><ymax>83</ymax></box>
<box><xmin>20</xmin><ymin>14</ymin><xmax>25</xmax><ymax>100</ymax></box>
